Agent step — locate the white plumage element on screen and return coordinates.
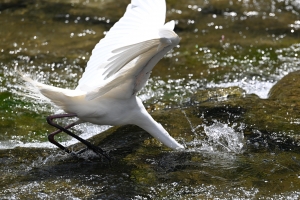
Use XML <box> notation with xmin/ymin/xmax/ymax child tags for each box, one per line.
<box><xmin>20</xmin><ymin>0</ymin><xmax>184</xmax><ymax>151</ymax></box>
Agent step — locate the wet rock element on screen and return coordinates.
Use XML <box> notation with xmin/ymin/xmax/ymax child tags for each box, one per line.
<box><xmin>84</xmin><ymin>108</ymin><xmax>201</xmax><ymax>153</ymax></box>
<box><xmin>188</xmin><ymin>72</ymin><xmax>300</xmax><ymax>149</ymax></box>
<box><xmin>269</xmin><ymin>70</ymin><xmax>300</xmax><ymax>103</ymax></box>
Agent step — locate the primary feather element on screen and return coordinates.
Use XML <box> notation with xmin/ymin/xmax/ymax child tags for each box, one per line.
<box><xmin>76</xmin><ymin>0</ymin><xmax>175</xmax><ymax>99</ymax></box>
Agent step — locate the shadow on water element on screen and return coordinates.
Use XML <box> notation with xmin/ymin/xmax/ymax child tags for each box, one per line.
<box><xmin>1</xmin><ymin>0</ymin><xmax>300</xmax><ymax>199</ymax></box>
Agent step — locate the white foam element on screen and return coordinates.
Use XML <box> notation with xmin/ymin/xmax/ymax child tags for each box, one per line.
<box><xmin>207</xmin><ymin>79</ymin><xmax>275</xmax><ymax>99</ymax></box>
<box><xmin>182</xmin><ymin>109</ymin><xmax>245</xmax><ymax>154</ymax></box>
<box><xmin>202</xmin><ymin>121</ymin><xmax>244</xmax><ymax>153</ymax></box>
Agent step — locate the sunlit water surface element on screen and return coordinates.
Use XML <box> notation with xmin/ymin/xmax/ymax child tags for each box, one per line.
<box><xmin>1</xmin><ymin>0</ymin><xmax>300</xmax><ymax>199</ymax></box>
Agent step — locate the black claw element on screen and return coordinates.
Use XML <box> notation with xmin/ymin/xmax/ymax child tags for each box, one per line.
<box><xmin>75</xmin><ymin>147</ymin><xmax>89</xmax><ymax>155</ymax></box>
<box><xmin>87</xmin><ymin>145</ymin><xmax>111</xmax><ymax>160</ymax></box>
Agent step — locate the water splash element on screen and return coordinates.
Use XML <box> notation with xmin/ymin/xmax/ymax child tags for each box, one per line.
<box><xmin>202</xmin><ymin>121</ymin><xmax>244</xmax><ymax>153</ymax></box>
<box><xmin>183</xmin><ymin>110</ymin><xmax>245</xmax><ymax>154</ymax></box>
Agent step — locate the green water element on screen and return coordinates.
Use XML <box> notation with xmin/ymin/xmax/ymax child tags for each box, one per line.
<box><xmin>1</xmin><ymin>0</ymin><xmax>300</xmax><ymax>199</ymax></box>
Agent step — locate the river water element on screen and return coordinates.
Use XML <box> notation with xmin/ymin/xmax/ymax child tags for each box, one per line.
<box><xmin>1</xmin><ymin>0</ymin><xmax>300</xmax><ymax>199</ymax></box>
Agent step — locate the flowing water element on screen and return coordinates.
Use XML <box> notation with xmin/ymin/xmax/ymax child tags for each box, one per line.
<box><xmin>1</xmin><ymin>0</ymin><xmax>300</xmax><ymax>199</ymax></box>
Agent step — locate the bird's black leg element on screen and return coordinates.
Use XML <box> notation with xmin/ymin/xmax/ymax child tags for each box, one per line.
<box><xmin>46</xmin><ymin>113</ymin><xmax>110</xmax><ymax>160</ymax></box>
<box><xmin>47</xmin><ymin>120</ymin><xmax>77</xmax><ymax>153</ymax></box>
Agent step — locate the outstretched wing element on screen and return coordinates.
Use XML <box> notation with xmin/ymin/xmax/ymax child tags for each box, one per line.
<box><xmin>84</xmin><ymin>27</ymin><xmax>180</xmax><ymax>100</ymax></box>
<box><xmin>76</xmin><ymin>0</ymin><xmax>166</xmax><ymax>93</ymax></box>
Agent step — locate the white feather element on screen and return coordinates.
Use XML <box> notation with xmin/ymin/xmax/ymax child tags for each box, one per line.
<box><xmin>76</xmin><ymin>0</ymin><xmax>166</xmax><ymax>94</ymax></box>
<box><xmin>18</xmin><ymin>0</ymin><xmax>184</xmax><ymax>150</ymax></box>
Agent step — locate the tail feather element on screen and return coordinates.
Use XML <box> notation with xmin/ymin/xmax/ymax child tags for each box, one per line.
<box><xmin>16</xmin><ymin>70</ymin><xmax>51</xmax><ymax>103</ymax></box>
<box><xmin>16</xmin><ymin>70</ymin><xmax>86</xmax><ymax>112</ymax></box>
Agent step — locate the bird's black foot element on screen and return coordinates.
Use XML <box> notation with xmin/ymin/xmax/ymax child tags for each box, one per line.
<box><xmin>69</xmin><ymin>146</ymin><xmax>110</xmax><ymax>161</ymax></box>
<box><xmin>46</xmin><ymin>113</ymin><xmax>110</xmax><ymax>161</ymax></box>
<box><xmin>86</xmin><ymin>144</ymin><xmax>111</xmax><ymax>161</ymax></box>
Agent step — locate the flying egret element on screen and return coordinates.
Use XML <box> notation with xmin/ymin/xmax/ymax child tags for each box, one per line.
<box><xmin>19</xmin><ymin>0</ymin><xmax>184</xmax><ymax>157</ymax></box>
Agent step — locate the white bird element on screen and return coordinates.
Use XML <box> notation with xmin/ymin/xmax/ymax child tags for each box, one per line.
<box><xmin>19</xmin><ymin>0</ymin><xmax>184</xmax><ymax>157</ymax></box>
